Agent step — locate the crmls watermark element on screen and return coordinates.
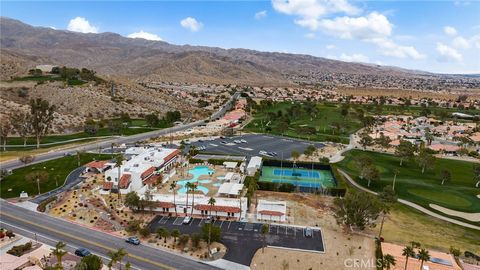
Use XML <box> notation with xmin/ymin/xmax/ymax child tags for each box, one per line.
<box><xmin>344</xmin><ymin>258</ymin><xmax>383</xmax><ymax>268</ymax></box>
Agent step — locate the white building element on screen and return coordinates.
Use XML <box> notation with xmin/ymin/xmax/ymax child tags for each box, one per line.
<box><xmin>102</xmin><ymin>147</ymin><xmax>180</xmax><ymax>195</ymax></box>
<box><xmin>256</xmin><ymin>200</ymin><xmax>287</xmax><ymax>222</ymax></box>
<box><xmin>147</xmin><ymin>193</ymin><xmax>248</xmax><ymax>220</ymax></box>
<box><xmin>246</xmin><ymin>156</ymin><xmax>262</xmax><ymax>176</ymax></box>
<box><xmin>217</xmin><ymin>183</ymin><xmax>244</xmax><ymax>198</ymax></box>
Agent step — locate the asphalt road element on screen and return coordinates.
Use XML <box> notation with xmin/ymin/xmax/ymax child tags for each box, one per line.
<box><xmin>0</xmin><ymin>92</ymin><xmax>239</xmax><ymax>171</ymax></box>
<box><xmin>149</xmin><ymin>216</ymin><xmax>325</xmax><ymax>266</ymax></box>
<box><xmin>0</xmin><ymin>200</ymin><xmax>220</xmax><ymax>270</ymax></box>
<box><xmin>192</xmin><ymin>134</ymin><xmax>325</xmax><ymax>159</ymax></box>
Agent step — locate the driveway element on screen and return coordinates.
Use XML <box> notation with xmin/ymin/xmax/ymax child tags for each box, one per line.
<box><xmin>148</xmin><ymin>216</ymin><xmax>325</xmax><ymax>266</ymax></box>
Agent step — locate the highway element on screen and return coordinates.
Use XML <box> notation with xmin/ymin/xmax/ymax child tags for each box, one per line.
<box><xmin>0</xmin><ymin>91</ymin><xmax>239</xmax><ymax>171</ymax></box>
<box><xmin>0</xmin><ymin>200</ymin><xmax>219</xmax><ymax>270</ymax></box>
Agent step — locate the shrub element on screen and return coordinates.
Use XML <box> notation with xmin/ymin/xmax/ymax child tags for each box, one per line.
<box><xmin>7</xmin><ymin>242</ymin><xmax>32</xmax><ymax>256</ymax></box>
<box><xmin>37</xmin><ymin>196</ymin><xmax>57</xmax><ymax>212</ymax></box>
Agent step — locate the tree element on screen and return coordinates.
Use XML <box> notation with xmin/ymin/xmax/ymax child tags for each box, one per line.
<box><xmin>139</xmin><ymin>226</ymin><xmax>150</xmax><ymax>238</ymax></box>
<box><xmin>29</xmin><ymin>98</ymin><xmax>56</xmax><ymax>148</ymax></box>
<box><xmin>395</xmin><ymin>140</ymin><xmax>415</xmax><ymax>166</ymax></box>
<box><xmin>332</xmin><ymin>190</ymin><xmax>382</xmax><ymax>231</ymax></box>
<box><xmin>190</xmin><ymin>182</ymin><xmax>198</xmax><ymax>216</ymax></box>
<box><xmin>26</xmin><ymin>170</ymin><xmax>49</xmax><ymax>195</ymax></box>
<box><xmin>171</xmin><ymin>229</ymin><xmax>180</xmax><ymax>243</ymax></box>
<box><xmin>125</xmin><ymin>262</ymin><xmax>132</xmax><ymax>270</ymax></box>
<box><xmin>202</xmin><ymin>223</ymin><xmax>221</xmax><ymax>257</ymax></box>
<box><xmin>115</xmin><ymin>155</ymin><xmax>124</xmax><ymax>202</ymax></box>
<box><xmin>377</xmin><ymin>186</ymin><xmax>397</xmax><ymax>238</ymax></box>
<box><xmin>0</xmin><ymin>116</ymin><xmax>13</xmax><ymax>151</ymax></box>
<box><xmin>449</xmin><ymin>246</ymin><xmax>461</xmax><ymax>258</ymax></box>
<box><xmin>439</xmin><ymin>170</ymin><xmax>451</xmax><ymax>185</ymax></box>
<box><xmin>382</xmin><ymin>254</ymin><xmax>396</xmax><ymax>270</ymax></box>
<box><xmin>178</xmin><ymin>234</ymin><xmax>190</xmax><ymax>247</ymax></box>
<box><xmin>402</xmin><ymin>245</ymin><xmax>415</xmax><ymax>270</ymax></box>
<box><xmin>75</xmin><ymin>254</ymin><xmax>103</xmax><ymax>270</ymax></box>
<box><xmin>375</xmin><ymin>133</ymin><xmax>392</xmax><ymax>150</ymax></box>
<box><xmin>418</xmin><ymin>248</ymin><xmax>430</xmax><ymax>270</ymax></box>
<box><xmin>208</xmin><ymin>197</ymin><xmax>217</xmax><ymax>217</ymax></box>
<box><xmin>191</xmin><ymin>233</ymin><xmax>201</xmax><ymax>250</ymax></box>
<box><xmin>362</xmin><ymin>165</ymin><xmax>380</xmax><ymax>187</ymax></box>
<box><xmin>124</xmin><ymin>191</ymin><xmax>140</xmax><ymax>211</ymax></box>
<box><xmin>416</xmin><ymin>149</ymin><xmax>435</xmax><ymax>174</ymax></box>
<box><xmin>170</xmin><ymin>181</ymin><xmax>178</xmax><ymax>216</ymax></box>
<box><xmin>291</xmin><ymin>150</ymin><xmax>300</xmax><ymax>161</ymax></box>
<box><xmin>392</xmin><ymin>168</ymin><xmax>400</xmax><ymax>191</ymax></box>
<box><xmin>108</xmin><ymin>248</ymin><xmax>127</xmax><ymax>270</ymax></box>
<box><xmin>156</xmin><ymin>227</ymin><xmax>169</xmax><ymax>243</ymax></box>
<box><xmin>473</xmin><ymin>165</ymin><xmax>480</xmax><ymax>187</ymax></box>
<box><xmin>359</xmin><ymin>130</ymin><xmax>373</xmax><ymax>149</ymax></box>
<box><xmin>261</xmin><ymin>223</ymin><xmax>269</xmax><ymax>253</ymax></box>
<box><xmin>51</xmin><ymin>241</ymin><xmax>67</xmax><ymax>270</ymax></box>
<box><xmin>145</xmin><ymin>113</ymin><xmax>160</xmax><ymax>127</ymax></box>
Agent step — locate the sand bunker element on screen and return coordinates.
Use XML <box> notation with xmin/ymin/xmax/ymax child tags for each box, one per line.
<box><xmin>429</xmin><ymin>204</ymin><xmax>480</xmax><ymax>222</ymax></box>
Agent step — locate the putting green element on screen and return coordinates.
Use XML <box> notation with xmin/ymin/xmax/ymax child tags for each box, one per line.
<box><xmin>408</xmin><ymin>188</ymin><xmax>472</xmax><ymax>208</ymax></box>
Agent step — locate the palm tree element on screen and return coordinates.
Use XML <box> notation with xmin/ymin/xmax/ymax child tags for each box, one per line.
<box><xmin>382</xmin><ymin>254</ymin><xmax>396</xmax><ymax>270</ymax></box>
<box><xmin>190</xmin><ymin>182</ymin><xmax>198</xmax><ymax>216</ymax></box>
<box><xmin>107</xmin><ymin>250</ymin><xmax>118</xmax><ymax>270</ymax></box>
<box><xmin>156</xmin><ymin>227</ymin><xmax>169</xmax><ymax>243</ymax></box>
<box><xmin>402</xmin><ymin>246</ymin><xmax>415</xmax><ymax>270</ymax></box>
<box><xmin>116</xmin><ymin>248</ymin><xmax>128</xmax><ymax>270</ymax></box>
<box><xmin>125</xmin><ymin>262</ymin><xmax>132</xmax><ymax>270</ymax></box>
<box><xmin>261</xmin><ymin>224</ymin><xmax>269</xmax><ymax>253</ymax></box>
<box><xmin>115</xmin><ymin>154</ymin><xmax>124</xmax><ymax>202</ymax></box>
<box><xmin>51</xmin><ymin>241</ymin><xmax>67</xmax><ymax>269</ymax></box>
<box><xmin>392</xmin><ymin>168</ymin><xmax>400</xmax><ymax>191</ymax></box>
<box><xmin>171</xmin><ymin>229</ymin><xmax>180</xmax><ymax>243</ymax></box>
<box><xmin>418</xmin><ymin>248</ymin><xmax>430</xmax><ymax>270</ymax></box>
<box><xmin>170</xmin><ymin>181</ymin><xmax>178</xmax><ymax>216</ymax></box>
<box><xmin>185</xmin><ymin>182</ymin><xmax>192</xmax><ymax>215</ymax></box>
<box><xmin>207</xmin><ymin>197</ymin><xmax>216</xmax><ymax>257</ymax></box>
<box><xmin>77</xmin><ymin>254</ymin><xmax>103</xmax><ymax>270</ymax></box>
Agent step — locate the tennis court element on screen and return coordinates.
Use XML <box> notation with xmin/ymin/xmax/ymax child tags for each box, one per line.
<box><xmin>260</xmin><ymin>166</ymin><xmax>336</xmax><ymax>188</ymax></box>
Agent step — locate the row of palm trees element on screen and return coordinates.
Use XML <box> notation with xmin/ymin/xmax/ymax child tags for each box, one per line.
<box><xmin>49</xmin><ymin>241</ymin><xmax>130</xmax><ymax>270</ymax></box>
<box><xmin>402</xmin><ymin>242</ymin><xmax>431</xmax><ymax>270</ymax></box>
<box><xmin>168</xmin><ymin>180</ymin><xmax>218</xmax><ymax>217</ymax></box>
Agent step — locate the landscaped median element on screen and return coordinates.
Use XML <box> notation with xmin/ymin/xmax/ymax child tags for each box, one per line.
<box><xmin>336</xmin><ymin>149</ymin><xmax>480</xmax><ymax>226</ymax></box>
<box><xmin>0</xmin><ymin>153</ymin><xmax>111</xmax><ymax>199</ymax></box>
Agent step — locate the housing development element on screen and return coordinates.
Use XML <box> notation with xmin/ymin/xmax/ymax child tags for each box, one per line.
<box><xmin>0</xmin><ymin>2</ymin><xmax>480</xmax><ymax>270</ymax></box>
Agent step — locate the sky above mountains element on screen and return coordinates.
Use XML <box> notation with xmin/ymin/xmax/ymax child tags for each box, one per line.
<box><xmin>2</xmin><ymin>0</ymin><xmax>480</xmax><ymax>74</ymax></box>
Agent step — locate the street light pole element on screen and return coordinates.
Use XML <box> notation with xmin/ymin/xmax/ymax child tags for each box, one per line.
<box><xmin>36</xmin><ymin>178</ymin><xmax>41</xmax><ymax>195</ymax></box>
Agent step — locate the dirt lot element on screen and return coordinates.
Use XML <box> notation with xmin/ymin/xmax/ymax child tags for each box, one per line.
<box><xmin>250</xmin><ymin>229</ymin><xmax>375</xmax><ymax>270</ymax></box>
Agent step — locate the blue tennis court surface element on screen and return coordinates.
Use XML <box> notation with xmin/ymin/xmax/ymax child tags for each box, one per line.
<box><xmin>273</xmin><ymin>169</ymin><xmax>320</xmax><ymax>178</ymax></box>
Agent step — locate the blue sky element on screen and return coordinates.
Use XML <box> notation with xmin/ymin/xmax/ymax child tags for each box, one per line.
<box><xmin>2</xmin><ymin>0</ymin><xmax>480</xmax><ymax>74</ymax></box>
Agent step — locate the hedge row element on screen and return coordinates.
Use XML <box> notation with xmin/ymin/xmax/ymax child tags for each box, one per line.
<box><xmin>37</xmin><ymin>196</ymin><xmax>57</xmax><ymax>212</ymax></box>
<box><xmin>257</xmin><ymin>181</ymin><xmax>295</xmax><ymax>192</ymax></box>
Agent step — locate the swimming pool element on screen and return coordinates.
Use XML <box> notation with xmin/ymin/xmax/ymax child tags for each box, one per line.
<box><xmin>260</xmin><ymin>166</ymin><xmax>336</xmax><ymax>189</ymax></box>
<box><xmin>177</xmin><ymin>166</ymin><xmax>214</xmax><ymax>194</ymax></box>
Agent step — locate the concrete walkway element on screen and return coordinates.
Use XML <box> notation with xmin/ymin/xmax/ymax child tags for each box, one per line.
<box><xmin>337</xmin><ymin>169</ymin><xmax>480</xmax><ymax>230</ymax></box>
<box><xmin>206</xmin><ymin>259</ymin><xmax>250</xmax><ymax>270</ymax></box>
<box><xmin>30</xmin><ymin>166</ymin><xmax>85</xmax><ymax>204</ymax></box>
<box><xmin>330</xmin><ymin>134</ymin><xmax>356</xmax><ymax>163</ymax></box>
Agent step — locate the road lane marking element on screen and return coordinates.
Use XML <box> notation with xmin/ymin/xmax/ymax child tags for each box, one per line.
<box><xmin>1</xmin><ymin>212</ymin><xmax>175</xmax><ymax>270</ymax></box>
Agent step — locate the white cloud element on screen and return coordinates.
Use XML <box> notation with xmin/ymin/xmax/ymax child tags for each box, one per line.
<box><xmin>67</xmin><ymin>17</ymin><xmax>98</xmax><ymax>33</ymax></box>
<box><xmin>369</xmin><ymin>38</ymin><xmax>426</xmax><ymax>60</ymax></box>
<box><xmin>436</xmin><ymin>43</ymin><xmax>463</xmax><ymax>62</ymax></box>
<box><xmin>311</xmin><ymin>12</ymin><xmax>392</xmax><ymax>39</ymax></box>
<box><xmin>443</xmin><ymin>26</ymin><xmax>457</xmax><ymax>36</ymax></box>
<box><xmin>472</xmin><ymin>34</ymin><xmax>480</xmax><ymax>49</ymax></box>
<box><xmin>326</xmin><ymin>44</ymin><xmax>336</xmax><ymax>49</ymax></box>
<box><xmin>127</xmin><ymin>30</ymin><xmax>162</xmax><ymax>41</ymax></box>
<box><xmin>272</xmin><ymin>0</ymin><xmax>361</xmax><ymax>20</ymax></box>
<box><xmin>180</xmin><ymin>17</ymin><xmax>203</xmax><ymax>32</ymax></box>
<box><xmin>339</xmin><ymin>53</ymin><xmax>370</xmax><ymax>62</ymax></box>
<box><xmin>304</xmin><ymin>33</ymin><xmax>316</xmax><ymax>39</ymax></box>
<box><xmin>452</xmin><ymin>36</ymin><xmax>470</xmax><ymax>49</ymax></box>
<box><xmin>255</xmin><ymin>10</ymin><xmax>268</xmax><ymax>20</ymax></box>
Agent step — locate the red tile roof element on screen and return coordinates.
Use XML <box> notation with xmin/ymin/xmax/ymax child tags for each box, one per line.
<box><xmin>194</xmin><ymin>204</ymin><xmax>240</xmax><ymax>213</ymax></box>
<box><xmin>258</xmin><ymin>210</ymin><xmax>284</xmax><ymax>216</ymax></box>
<box><xmin>156</xmin><ymin>201</ymin><xmax>175</xmax><ymax>208</ymax></box>
<box><xmin>102</xmin><ymin>182</ymin><xmax>113</xmax><ymax>190</ymax></box>
<box><xmin>163</xmin><ymin>149</ymin><xmax>181</xmax><ymax>163</ymax></box>
<box><xmin>118</xmin><ymin>174</ymin><xmax>131</xmax><ymax>189</ymax></box>
<box><xmin>141</xmin><ymin>167</ymin><xmax>156</xmax><ymax>179</ymax></box>
<box><xmin>85</xmin><ymin>160</ymin><xmax>109</xmax><ymax>169</ymax></box>
<box><xmin>143</xmin><ymin>174</ymin><xmax>162</xmax><ymax>186</ymax></box>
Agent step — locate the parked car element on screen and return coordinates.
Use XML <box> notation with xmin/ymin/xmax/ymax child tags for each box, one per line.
<box><xmin>205</xmin><ymin>216</ymin><xmax>213</xmax><ymax>224</ymax></box>
<box><xmin>304</xmin><ymin>227</ymin><xmax>313</xmax><ymax>238</ymax></box>
<box><xmin>240</xmin><ymin>139</ymin><xmax>247</xmax><ymax>143</ymax></box>
<box><xmin>126</xmin><ymin>236</ymin><xmax>140</xmax><ymax>245</ymax></box>
<box><xmin>74</xmin><ymin>248</ymin><xmax>91</xmax><ymax>257</ymax></box>
<box><xmin>221</xmin><ymin>141</ymin><xmax>228</xmax><ymax>145</ymax></box>
<box><xmin>183</xmin><ymin>216</ymin><xmax>193</xmax><ymax>225</ymax></box>
<box><xmin>234</xmin><ymin>140</ymin><xmax>241</xmax><ymax>144</ymax></box>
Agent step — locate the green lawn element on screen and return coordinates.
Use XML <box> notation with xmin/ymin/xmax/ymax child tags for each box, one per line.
<box><xmin>244</xmin><ymin>102</ymin><xmax>362</xmax><ymax>143</ymax></box>
<box><xmin>0</xmin><ymin>153</ymin><xmax>111</xmax><ymax>199</ymax></box>
<box><xmin>337</xmin><ymin>150</ymin><xmax>480</xmax><ymax>216</ymax></box>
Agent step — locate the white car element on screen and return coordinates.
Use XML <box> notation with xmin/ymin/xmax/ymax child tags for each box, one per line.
<box><xmin>183</xmin><ymin>216</ymin><xmax>192</xmax><ymax>224</ymax></box>
<box><xmin>240</xmin><ymin>139</ymin><xmax>247</xmax><ymax>143</ymax></box>
<box><xmin>234</xmin><ymin>140</ymin><xmax>241</xmax><ymax>144</ymax></box>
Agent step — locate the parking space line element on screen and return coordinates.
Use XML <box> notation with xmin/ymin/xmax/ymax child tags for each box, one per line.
<box><xmin>220</xmin><ymin>220</ymin><xmax>224</xmax><ymax>228</ymax></box>
<box><xmin>227</xmin><ymin>221</ymin><xmax>231</xmax><ymax>230</ymax></box>
<box><xmin>277</xmin><ymin>225</ymin><xmax>280</xmax><ymax>234</ymax></box>
<box><xmin>285</xmin><ymin>226</ymin><xmax>288</xmax><ymax>235</ymax></box>
<box><xmin>189</xmin><ymin>218</ymin><xmax>195</xmax><ymax>226</ymax></box>
<box><xmin>198</xmin><ymin>219</ymin><xmax>204</xmax><ymax>227</ymax></box>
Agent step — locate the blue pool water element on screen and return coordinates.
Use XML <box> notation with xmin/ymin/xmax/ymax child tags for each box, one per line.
<box><xmin>177</xmin><ymin>166</ymin><xmax>214</xmax><ymax>194</ymax></box>
<box><xmin>273</xmin><ymin>169</ymin><xmax>320</xmax><ymax>178</ymax></box>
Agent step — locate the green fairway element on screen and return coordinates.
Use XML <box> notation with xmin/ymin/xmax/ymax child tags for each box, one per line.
<box><xmin>0</xmin><ymin>153</ymin><xmax>111</xmax><ymax>199</ymax></box>
<box><xmin>244</xmin><ymin>102</ymin><xmax>362</xmax><ymax>143</ymax></box>
<box><xmin>337</xmin><ymin>150</ymin><xmax>480</xmax><ymax>216</ymax></box>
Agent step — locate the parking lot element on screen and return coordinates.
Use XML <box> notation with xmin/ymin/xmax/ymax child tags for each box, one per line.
<box><xmin>190</xmin><ymin>134</ymin><xmax>325</xmax><ymax>159</ymax></box>
<box><xmin>148</xmin><ymin>215</ymin><xmax>324</xmax><ymax>266</ymax></box>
